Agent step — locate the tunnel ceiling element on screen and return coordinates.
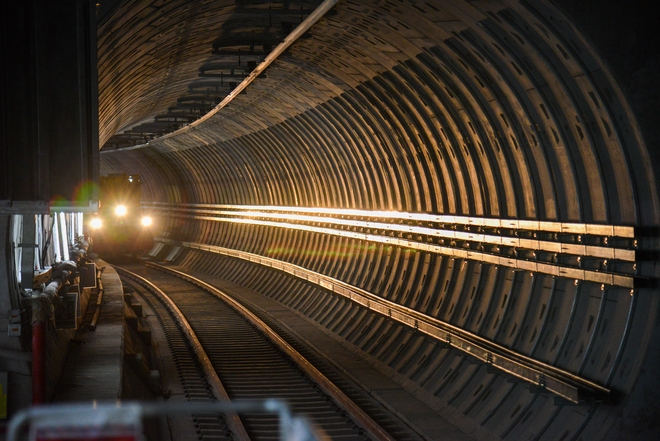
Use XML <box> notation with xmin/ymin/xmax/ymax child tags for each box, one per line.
<box><xmin>99</xmin><ymin>1</ymin><xmax>660</xmax><ymax>440</ymax></box>
<box><xmin>100</xmin><ymin>0</ymin><xmax>658</xmax><ymax>225</ymax></box>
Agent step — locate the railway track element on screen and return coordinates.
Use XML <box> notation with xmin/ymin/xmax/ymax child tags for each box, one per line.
<box><xmin>115</xmin><ymin>263</ymin><xmax>403</xmax><ymax>441</ymax></box>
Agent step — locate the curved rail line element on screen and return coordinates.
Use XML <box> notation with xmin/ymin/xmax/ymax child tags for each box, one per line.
<box><xmin>152</xmin><ymin>238</ymin><xmax>611</xmax><ymax>404</ymax></box>
<box><xmin>114</xmin><ymin>263</ymin><xmax>394</xmax><ymax>441</ymax></box>
<box><xmin>115</xmin><ymin>265</ymin><xmax>249</xmax><ymax>441</ymax></box>
<box><xmin>123</xmin><ymin>278</ymin><xmax>236</xmax><ymax>440</ymax></box>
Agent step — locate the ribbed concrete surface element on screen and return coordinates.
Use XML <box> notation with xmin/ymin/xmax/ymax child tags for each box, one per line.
<box><xmin>97</xmin><ymin>1</ymin><xmax>659</xmax><ymax>440</ymax></box>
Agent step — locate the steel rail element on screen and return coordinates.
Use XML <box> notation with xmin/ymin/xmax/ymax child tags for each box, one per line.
<box><xmin>144</xmin><ymin>261</ymin><xmax>396</xmax><ymax>441</ymax></box>
<box><xmin>112</xmin><ymin>265</ymin><xmax>251</xmax><ymax>441</ymax></box>
<box><xmin>156</xmin><ymin>238</ymin><xmax>611</xmax><ymax>404</ymax></box>
<box><xmin>153</xmin><ymin>211</ymin><xmax>636</xmax><ymax>288</ymax></box>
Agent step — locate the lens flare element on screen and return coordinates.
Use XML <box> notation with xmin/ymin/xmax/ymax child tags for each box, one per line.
<box><xmin>115</xmin><ymin>205</ymin><xmax>127</xmax><ymax>216</ymax></box>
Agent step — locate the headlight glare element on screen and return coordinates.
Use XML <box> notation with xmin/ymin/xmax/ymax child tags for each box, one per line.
<box><xmin>115</xmin><ymin>205</ymin><xmax>127</xmax><ymax>216</ymax></box>
<box><xmin>90</xmin><ymin>218</ymin><xmax>102</xmax><ymax>229</ymax></box>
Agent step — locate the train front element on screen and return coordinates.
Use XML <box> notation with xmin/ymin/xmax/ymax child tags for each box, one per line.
<box><xmin>88</xmin><ymin>174</ymin><xmax>154</xmax><ymax>259</ymax></box>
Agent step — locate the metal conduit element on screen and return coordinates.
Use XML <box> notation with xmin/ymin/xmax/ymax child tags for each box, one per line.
<box><xmin>147</xmin><ymin>205</ymin><xmax>638</xmax><ymax>288</ymax></box>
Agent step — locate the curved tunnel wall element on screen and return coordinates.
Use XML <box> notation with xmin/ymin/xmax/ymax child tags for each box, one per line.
<box><xmin>104</xmin><ymin>0</ymin><xmax>659</xmax><ymax>225</ymax></box>
<box><xmin>100</xmin><ymin>1</ymin><xmax>659</xmax><ymax>439</ymax></box>
<box><xmin>98</xmin><ymin>0</ymin><xmax>238</xmax><ymax>143</ymax></box>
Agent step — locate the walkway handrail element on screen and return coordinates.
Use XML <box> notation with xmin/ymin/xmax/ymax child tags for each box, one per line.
<box><xmin>7</xmin><ymin>400</ymin><xmax>314</xmax><ymax>441</ymax></box>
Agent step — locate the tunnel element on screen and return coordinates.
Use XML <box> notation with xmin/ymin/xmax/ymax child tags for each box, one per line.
<box><xmin>3</xmin><ymin>0</ymin><xmax>659</xmax><ymax>439</ymax></box>
<box><xmin>98</xmin><ymin>0</ymin><xmax>660</xmax><ymax>439</ymax></box>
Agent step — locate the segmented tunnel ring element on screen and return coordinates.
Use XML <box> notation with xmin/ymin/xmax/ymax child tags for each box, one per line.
<box><xmin>100</xmin><ymin>1</ymin><xmax>659</xmax><ymax>440</ymax></box>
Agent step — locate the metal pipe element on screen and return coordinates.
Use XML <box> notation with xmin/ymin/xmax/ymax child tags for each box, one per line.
<box><xmin>29</xmin><ymin>261</ymin><xmax>71</xmax><ymax>403</ymax></box>
<box><xmin>185</xmin><ymin>0</ymin><xmax>339</xmax><ymax>128</ymax></box>
<box><xmin>107</xmin><ymin>0</ymin><xmax>339</xmax><ymax>152</ymax></box>
<box><xmin>43</xmin><ymin>277</ymin><xmax>65</xmax><ymax>298</ymax></box>
<box><xmin>31</xmin><ymin>320</ymin><xmax>46</xmax><ymax>404</ymax></box>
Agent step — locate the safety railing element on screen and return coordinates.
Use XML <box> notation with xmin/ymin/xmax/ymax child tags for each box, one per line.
<box><xmin>8</xmin><ymin>400</ymin><xmax>323</xmax><ymax>441</ymax></box>
<box><xmin>146</xmin><ymin>203</ymin><xmax>639</xmax><ymax>288</ymax></box>
<box><xmin>155</xmin><ymin>237</ymin><xmax>611</xmax><ymax>404</ymax></box>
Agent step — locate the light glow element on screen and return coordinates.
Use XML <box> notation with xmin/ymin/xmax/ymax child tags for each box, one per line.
<box><xmin>90</xmin><ymin>217</ymin><xmax>102</xmax><ymax>229</ymax></box>
<box><xmin>145</xmin><ymin>202</ymin><xmax>635</xmax><ymax>238</ymax></box>
<box><xmin>141</xmin><ymin>216</ymin><xmax>153</xmax><ymax>227</ymax></box>
<box><xmin>115</xmin><ymin>205</ymin><xmax>127</xmax><ymax>216</ymax></box>
<box><xmin>155</xmin><ymin>211</ymin><xmax>636</xmax><ymax>288</ymax></box>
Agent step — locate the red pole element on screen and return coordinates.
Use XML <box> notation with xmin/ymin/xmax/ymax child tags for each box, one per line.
<box><xmin>32</xmin><ymin>320</ymin><xmax>46</xmax><ymax>404</ymax></box>
<box><xmin>31</xmin><ymin>283</ymin><xmax>62</xmax><ymax>404</ymax></box>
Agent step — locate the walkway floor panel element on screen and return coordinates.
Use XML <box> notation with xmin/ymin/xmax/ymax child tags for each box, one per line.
<box><xmin>53</xmin><ymin>261</ymin><xmax>124</xmax><ymax>402</ymax></box>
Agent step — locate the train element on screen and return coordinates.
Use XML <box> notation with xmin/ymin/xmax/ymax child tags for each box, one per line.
<box><xmin>87</xmin><ymin>173</ymin><xmax>154</xmax><ymax>258</ymax></box>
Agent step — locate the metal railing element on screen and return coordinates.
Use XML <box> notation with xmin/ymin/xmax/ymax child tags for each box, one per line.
<box><xmin>8</xmin><ymin>400</ymin><xmax>325</xmax><ymax>441</ymax></box>
<box><xmin>146</xmin><ymin>203</ymin><xmax>638</xmax><ymax>288</ymax></box>
<box><xmin>153</xmin><ymin>238</ymin><xmax>611</xmax><ymax>404</ymax></box>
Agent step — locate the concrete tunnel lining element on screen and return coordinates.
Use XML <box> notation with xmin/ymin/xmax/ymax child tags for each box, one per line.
<box><xmin>98</xmin><ymin>1</ymin><xmax>659</xmax><ymax>440</ymax></box>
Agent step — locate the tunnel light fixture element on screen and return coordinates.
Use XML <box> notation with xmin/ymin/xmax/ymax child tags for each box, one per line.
<box><xmin>149</xmin><ymin>205</ymin><xmax>636</xmax><ymax>262</ymax></box>
<box><xmin>161</xmin><ymin>212</ymin><xmax>635</xmax><ymax>288</ymax></box>
<box><xmin>115</xmin><ymin>205</ymin><xmax>127</xmax><ymax>216</ymax></box>
<box><xmin>141</xmin><ymin>216</ymin><xmax>153</xmax><ymax>227</ymax></box>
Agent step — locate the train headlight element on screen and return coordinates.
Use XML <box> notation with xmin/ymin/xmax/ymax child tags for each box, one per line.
<box><xmin>141</xmin><ymin>216</ymin><xmax>153</xmax><ymax>227</ymax></box>
<box><xmin>90</xmin><ymin>218</ymin><xmax>103</xmax><ymax>229</ymax></box>
<box><xmin>115</xmin><ymin>205</ymin><xmax>127</xmax><ymax>216</ymax></box>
